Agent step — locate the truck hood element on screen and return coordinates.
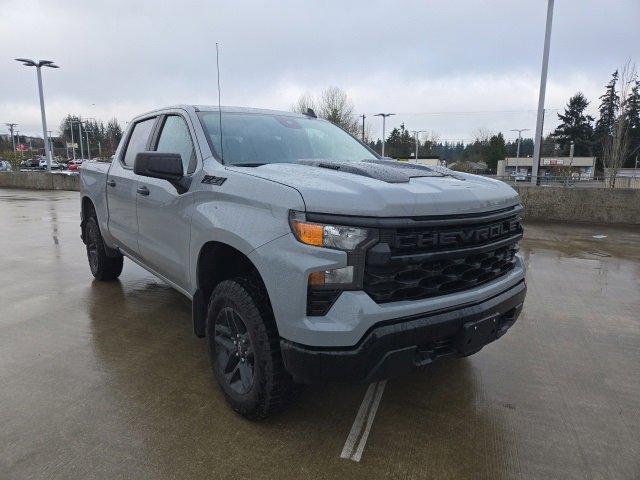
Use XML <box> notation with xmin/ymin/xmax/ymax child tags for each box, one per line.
<box><xmin>227</xmin><ymin>160</ymin><xmax>520</xmax><ymax>217</ymax></box>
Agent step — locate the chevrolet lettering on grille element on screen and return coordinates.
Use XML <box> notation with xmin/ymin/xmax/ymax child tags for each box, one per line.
<box><xmin>403</xmin><ymin>218</ymin><xmax>521</xmax><ymax>250</ymax></box>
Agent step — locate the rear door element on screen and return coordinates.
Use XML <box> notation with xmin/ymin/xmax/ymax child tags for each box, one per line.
<box><xmin>136</xmin><ymin>113</ymin><xmax>198</xmax><ymax>290</ymax></box>
<box><xmin>106</xmin><ymin>116</ymin><xmax>156</xmax><ymax>255</ymax></box>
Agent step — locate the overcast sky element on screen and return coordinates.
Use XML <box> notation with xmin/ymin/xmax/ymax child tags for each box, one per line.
<box><xmin>1</xmin><ymin>0</ymin><xmax>638</xmax><ymax>142</ymax></box>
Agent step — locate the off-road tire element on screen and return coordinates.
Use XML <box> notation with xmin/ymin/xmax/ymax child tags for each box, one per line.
<box><xmin>206</xmin><ymin>277</ymin><xmax>299</xmax><ymax>419</ymax></box>
<box><xmin>85</xmin><ymin>216</ymin><xmax>124</xmax><ymax>281</ymax></box>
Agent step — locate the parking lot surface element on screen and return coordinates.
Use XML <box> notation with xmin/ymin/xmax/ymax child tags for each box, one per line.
<box><xmin>1</xmin><ymin>188</ymin><xmax>639</xmax><ymax>480</ymax></box>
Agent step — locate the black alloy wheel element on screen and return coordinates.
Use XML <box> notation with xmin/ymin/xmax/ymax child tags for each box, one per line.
<box><xmin>214</xmin><ymin>307</ymin><xmax>255</xmax><ymax>395</ymax></box>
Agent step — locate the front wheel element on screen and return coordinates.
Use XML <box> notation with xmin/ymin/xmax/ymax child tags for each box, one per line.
<box><xmin>206</xmin><ymin>277</ymin><xmax>299</xmax><ymax>419</ymax></box>
<box><xmin>85</xmin><ymin>216</ymin><xmax>123</xmax><ymax>281</ymax></box>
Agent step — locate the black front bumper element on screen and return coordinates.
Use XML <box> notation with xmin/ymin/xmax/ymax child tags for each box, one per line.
<box><xmin>280</xmin><ymin>280</ymin><xmax>526</xmax><ymax>384</ymax></box>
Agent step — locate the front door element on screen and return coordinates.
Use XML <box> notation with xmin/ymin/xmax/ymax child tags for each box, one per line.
<box><xmin>136</xmin><ymin>114</ymin><xmax>198</xmax><ymax>290</ymax></box>
<box><xmin>106</xmin><ymin>116</ymin><xmax>156</xmax><ymax>255</ymax></box>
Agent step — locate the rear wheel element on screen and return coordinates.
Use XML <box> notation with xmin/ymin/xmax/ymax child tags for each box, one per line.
<box><xmin>206</xmin><ymin>277</ymin><xmax>299</xmax><ymax>419</ymax></box>
<box><xmin>85</xmin><ymin>216</ymin><xmax>123</xmax><ymax>281</ymax></box>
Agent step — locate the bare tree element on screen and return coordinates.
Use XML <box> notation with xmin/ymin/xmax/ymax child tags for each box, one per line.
<box><xmin>292</xmin><ymin>87</ymin><xmax>359</xmax><ymax>136</ymax></box>
<box><xmin>291</xmin><ymin>92</ymin><xmax>316</xmax><ymax>115</ymax></box>
<box><xmin>602</xmin><ymin>61</ymin><xmax>636</xmax><ymax>187</ymax></box>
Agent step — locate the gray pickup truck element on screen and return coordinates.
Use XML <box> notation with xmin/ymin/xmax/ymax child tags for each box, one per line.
<box><xmin>81</xmin><ymin>105</ymin><xmax>526</xmax><ymax>418</ymax></box>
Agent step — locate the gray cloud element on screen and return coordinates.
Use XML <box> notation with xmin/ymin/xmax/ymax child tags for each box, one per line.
<box><xmin>1</xmin><ymin>0</ymin><xmax>638</xmax><ymax>141</ymax></box>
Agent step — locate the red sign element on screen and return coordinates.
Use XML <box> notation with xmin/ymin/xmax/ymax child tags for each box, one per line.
<box><xmin>16</xmin><ymin>144</ymin><xmax>28</xmax><ymax>152</ymax></box>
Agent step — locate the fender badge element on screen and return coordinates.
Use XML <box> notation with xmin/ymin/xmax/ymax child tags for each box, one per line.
<box><xmin>202</xmin><ymin>175</ymin><xmax>227</xmax><ymax>186</ymax></box>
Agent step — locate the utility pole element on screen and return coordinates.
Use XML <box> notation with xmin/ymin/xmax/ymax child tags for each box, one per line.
<box><xmin>531</xmin><ymin>0</ymin><xmax>554</xmax><ymax>185</ymax></box>
<box><xmin>374</xmin><ymin>113</ymin><xmax>395</xmax><ymax>157</ymax></box>
<box><xmin>6</xmin><ymin>123</ymin><xmax>18</xmax><ymax>152</ymax></box>
<box><xmin>360</xmin><ymin>114</ymin><xmax>366</xmax><ymax>143</ymax></box>
<box><xmin>411</xmin><ymin>130</ymin><xmax>425</xmax><ymax>163</ymax></box>
<box><xmin>16</xmin><ymin>131</ymin><xmax>23</xmax><ymax>157</ymax></box>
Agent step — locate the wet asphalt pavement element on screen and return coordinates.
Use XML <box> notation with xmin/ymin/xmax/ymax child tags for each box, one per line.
<box><xmin>1</xmin><ymin>188</ymin><xmax>639</xmax><ymax>480</ymax></box>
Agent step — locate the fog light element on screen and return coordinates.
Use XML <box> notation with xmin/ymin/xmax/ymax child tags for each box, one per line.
<box><xmin>308</xmin><ymin>266</ymin><xmax>354</xmax><ymax>286</ymax></box>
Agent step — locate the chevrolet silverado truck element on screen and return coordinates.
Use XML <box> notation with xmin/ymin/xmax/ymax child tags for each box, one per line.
<box><xmin>80</xmin><ymin>105</ymin><xmax>526</xmax><ymax>419</ymax></box>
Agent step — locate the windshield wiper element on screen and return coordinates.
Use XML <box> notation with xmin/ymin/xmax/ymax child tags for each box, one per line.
<box><xmin>229</xmin><ymin>162</ymin><xmax>266</xmax><ymax>167</ymax></box>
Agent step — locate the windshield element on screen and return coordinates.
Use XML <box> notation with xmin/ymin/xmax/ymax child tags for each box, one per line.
<box><xmin>198</xmin><ymin>112</ymin><xmax>377</xmax><ymax>165</ymax></box>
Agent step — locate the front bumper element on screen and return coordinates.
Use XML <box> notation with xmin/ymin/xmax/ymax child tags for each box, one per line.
<box><xmin>280</xmin><ymin>280</ymin><xmax>526</xmax><ymax>384</ymax></box>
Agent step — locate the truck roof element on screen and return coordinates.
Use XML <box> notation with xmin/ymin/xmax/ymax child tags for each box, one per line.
<box><xmin>137</xmin><ymin>104</ymin><xmax>310</xmax><ymax>119</ymax></box>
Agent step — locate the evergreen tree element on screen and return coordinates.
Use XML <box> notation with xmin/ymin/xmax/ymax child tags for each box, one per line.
<box><xmin>624</xmin><ymin>77</ymin><xmax>640</xmax><ymax>167</ymax></box>
<box><xmin>385</xmin><ymin>123</ymin><xmax>413</xmax><ymax>158</ymax></box>
<box><xmin>551</xmin><ymin>92</ymin><xmax>594</xmax><ymax>156</ymax></box>
<box><xmin>595</xmin><ymin>70</ymin><xmax>620</xmax><ymax>139</ymax></box>
<box><xmin>485</xmin><ymin>133</ymin><xmax>507</xmax><ymax>172</ymax></box>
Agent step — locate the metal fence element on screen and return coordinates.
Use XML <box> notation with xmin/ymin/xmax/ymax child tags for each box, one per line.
<box><xmin>488</xmin><ymin>175</ymin><xmax>640</xmax><ymax>189</ymax></box>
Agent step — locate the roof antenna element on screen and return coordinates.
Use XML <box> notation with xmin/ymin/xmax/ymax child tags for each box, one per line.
<box><xmin>216</xmin><ymin>42</ymin><xmax>224</xmax><ymax>163</ymax></box>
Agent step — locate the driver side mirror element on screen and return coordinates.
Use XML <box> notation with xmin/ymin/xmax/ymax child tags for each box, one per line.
<box><xmin>134</xmin><ymin>152</ymin><xmax>191</xmax><ymax>194</ymax></box>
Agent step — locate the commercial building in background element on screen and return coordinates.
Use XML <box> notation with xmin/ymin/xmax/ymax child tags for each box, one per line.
<box><xmin>497</xmin><ymin>156</ymin><xmax>596</xmax><ymax>180</ymax></box>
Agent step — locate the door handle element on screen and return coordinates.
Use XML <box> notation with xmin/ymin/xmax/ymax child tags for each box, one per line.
<box><xmin>107</xmin><ymin>179</ymin><xmax>116</xmax><ymax>187</ymax></box>
<box><xmin>136</xmin><ymin>186</ymin><xmax>150</xmax><ymax>196</ymax></box>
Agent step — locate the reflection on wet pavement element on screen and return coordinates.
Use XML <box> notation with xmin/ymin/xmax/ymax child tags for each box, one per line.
<box><xmin>1</xmin><ymin>189</ymin><xmax>639</xmax><ymax>480</ymax></box>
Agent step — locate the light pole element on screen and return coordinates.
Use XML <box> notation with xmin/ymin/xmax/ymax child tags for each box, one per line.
<box><xmin>47</xmin><ymin>130</ymin><xmax>54</xmax><ymax>159</ymax></box>
<box><xmin>15</xmin><ymin>58</ymin><xmax>60</xmax><ymax>173</ymax></box>
<box><xmin>360</xmin><ymin>114</ymin><xmax>366</xmax><ymax>143</ymax></box>
<box><xmin>510</xmin><ymin>128</ymin><xmax>530</xmax><ymax>174</ymax></box>
<box><xmin>83</xmin><ymin>121</ymin><xmax>92</xmax><ymax>160</ymax></box>
<box><xmin>68</xmin><ymin>119</ymin><xmax>76</xmax><ymax>160</ymax></box>
<box><xmin>531</xmin><ymin>0</ymin><xmax>554</xmax><ymax>185</ymax></box>
<box><xmin>73</xmin><ymin>120</ymin><xmax>85</xmax><ymax>160</ymax></box>
<box><xmin>6</xmin><ymin>123</ymin><xmax>18</xmax><ymax>152</ymax></box>
<box><xmin>411</xmin><ymin>130</ymin><xmax>425</xmax><ymax>163</ymax></box>
<box><xmin>374</xmin><ymin>113</ymin><xmax>395</xmax><ymax>157</ymax></box>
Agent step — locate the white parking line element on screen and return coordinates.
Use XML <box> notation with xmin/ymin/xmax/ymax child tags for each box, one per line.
<box><xmin>340</xmin><ymin>380</ymin><xmax>387</xmax><ymax>462</ymax></box>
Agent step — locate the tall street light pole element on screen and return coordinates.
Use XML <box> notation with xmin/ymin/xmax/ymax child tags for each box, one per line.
<box><xmin>68</xmin><ymin>119</ymin><xmax>76</xmax><ymax>160</ymax></box>
<box><xmin>531</xmin><ymin>0</ymin><xmax>554</xmax><ymax>185</ymax></box>
<box><xmin>84</xmin><ymin>121</ymin><xmax>92</xmax><ymax>160</ymax></box>
<box><xmin>6</xmin><ymin>123</ymin><xmax>18</xmax><ymax>152</ymax></box>
<box><xmin>411</xmin><ymin>130</ymin><xmax>425</xmax><ymax>163</ymax></box>
<box><xmin>15</xmin><ymin>58</ymin><xmax>60</xmax><ymax>173</ymax></box>
<box><xmin>360</xmin><ymin>114</ymin><xmax>366</xmax><ymax>143</ymax></box>
<box><xmin>510</xmin><ymin>128</ymin><xmax>530</xmax><ymax>174</ymax></box>
<box><xmin>374</xmin><ymin>113</ymin><xmax>395</xmax><ymax>157</ymax></box>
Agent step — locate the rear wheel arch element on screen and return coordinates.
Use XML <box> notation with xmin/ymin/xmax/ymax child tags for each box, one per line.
<box><xmin>193</xmin><ymin>241</ymin><xmax>273</xmax><ymax>338</ymax></box>
<box><xmin>80</xmin><ymin>196</ymin><xmax>96</xmax><ymax>243</ymax></box>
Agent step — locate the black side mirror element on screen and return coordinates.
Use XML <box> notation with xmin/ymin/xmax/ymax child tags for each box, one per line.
<box><xmin>134</xmin><ymin>152</ymin><xmax>191</xmax><ymax>193</ymax></box>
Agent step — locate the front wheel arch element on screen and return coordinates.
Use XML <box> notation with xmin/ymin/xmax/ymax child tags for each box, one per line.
<box><xmin>193</xmin><ymin>241</ymin><xmax>273</xmax><ymax>338</ymax></box>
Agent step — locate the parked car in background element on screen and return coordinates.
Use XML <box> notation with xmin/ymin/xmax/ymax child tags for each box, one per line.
<box><xmin>67</xmin><ymin>159</ymin><xmax>83</xmax><ymax>172</ymax></box>
<box><xmin>38</xmin><ymin>158</ymin><xmax>63</xmax><ymax>170</ymax></box>
<box><xmin>0</xmin><ymin>160</ymin><xmax>13</xmax><ymax>172</ymax></box>
<box><xmin>510</xmin><ymin>171</ymin><xmax>528</xmax><ymax>182</ymax></box>
<box><xmin>21</xmin><ymin>158</ymin><xmax>41</xmax><ymax>170</ymax></box>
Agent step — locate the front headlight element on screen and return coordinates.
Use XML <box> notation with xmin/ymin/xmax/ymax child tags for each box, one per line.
<box><xmin>289</xmin><ymin>212</ymin><xmax>371</xmax><ymax>251</ymax></box>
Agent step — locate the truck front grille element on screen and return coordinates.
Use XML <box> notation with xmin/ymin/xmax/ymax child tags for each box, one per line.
<box><xmin>363</xmin><ymin>208</ymin><xmax>522</xmax><ymax>304</ymax></box>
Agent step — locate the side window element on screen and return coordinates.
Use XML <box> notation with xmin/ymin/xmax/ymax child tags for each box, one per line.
<box><xmin>156</xmin><ymin>115</ymin><xmax>197</xmax><ymax>174</ymax></box>
<box><xmin>122</xmin><ymin>118</ymin><xmax>156</xmax><ymax>167</ymax></box>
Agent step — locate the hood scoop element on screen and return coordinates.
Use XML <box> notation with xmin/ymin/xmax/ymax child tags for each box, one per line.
<box><xmin>295</xmin><ymin>159</ymin><xmax>462</xmax><ymax>183</ymax></box>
